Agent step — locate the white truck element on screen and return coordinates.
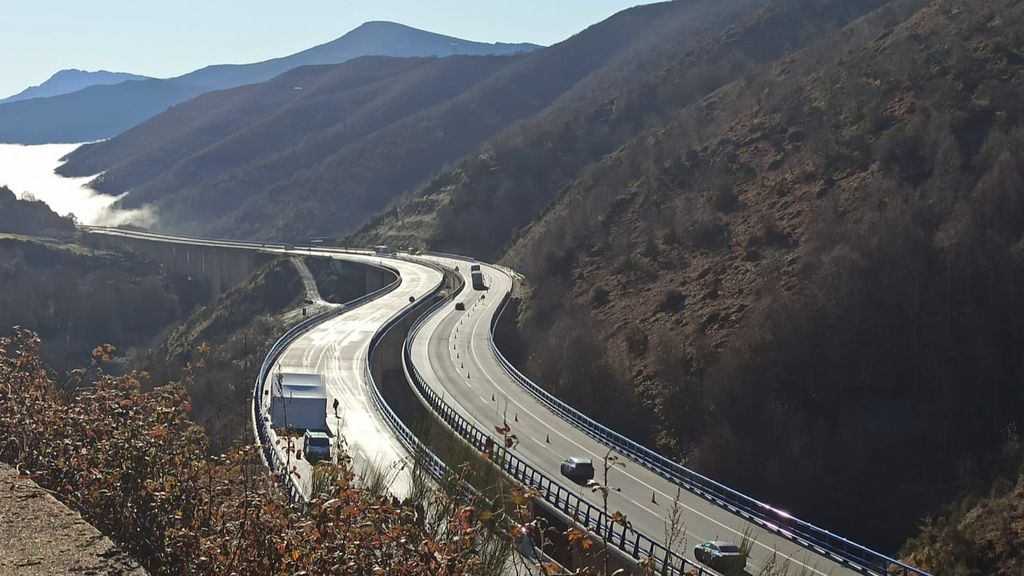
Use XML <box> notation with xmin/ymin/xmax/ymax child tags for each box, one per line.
<box><xmin>269</xmin><ymin>372</ymin><xmax>328</xmax><ymax>431</ymax></box>
<box><xmin>471</xmin><ymin>269</ymin><xmax>487</xmax><ymax>291</ymax></box>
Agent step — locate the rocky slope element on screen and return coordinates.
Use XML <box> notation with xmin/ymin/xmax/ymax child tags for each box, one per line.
<box><xmin>365</xmin><ymin>0</ymin><xmax>1024</xmax><ymax>552</ymax></box>
<box><xmin>0</xmin><ymin>463</ymin><xmax>146</xmax><ymax>575</ymax></box>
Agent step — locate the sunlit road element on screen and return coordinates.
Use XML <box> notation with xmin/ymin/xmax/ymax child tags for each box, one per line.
<box><xmin>81</xmin><ymin>227</ymin><xmax>871</xmax><ymax>575</ymax></box>
<box><xmin>81</xmin><ymin>228</ymin><xmax>443</xmax><ymax>497</ymax></box>
<box><xmin>410</xmin><ymin>256</ymin><xmax>859</xmax><ymax>576</ymax></box>
<box><xmin>261</xmin><ymin>251</ymin><xmax>442</xmax><ymax>497</ymax></box>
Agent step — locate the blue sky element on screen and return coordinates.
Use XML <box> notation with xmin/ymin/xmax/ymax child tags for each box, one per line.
<box><xmin>2</xmin><ymin>0</ymin><xmax>660</xmax><ymax>98</ymax></box>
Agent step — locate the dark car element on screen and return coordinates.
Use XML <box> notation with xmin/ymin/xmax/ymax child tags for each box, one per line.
<box><xmin>694</xmin><ymin>541</ymin><xmax>746</xmax><ymax>573</ymax></box>
<box><xmin>559</xmin><ymin>457</ymin><xmax>595</xmax><ymax>484</ymax></box>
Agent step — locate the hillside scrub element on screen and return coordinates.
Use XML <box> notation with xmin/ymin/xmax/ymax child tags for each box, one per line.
<box><xmin>355</xmin><ymin>0</ymin><xmax>894</xmax><ymax>258</ymax></box>
<box><xmin>0</xmin><ymin>236</ymin><xmax>207</xmax><ymax>370</ymax></box>
<box><xmin>901</xmin><ymin>436</ymin><xmax>1024</xmax><ymax>576</ymax></box>
<box><xmin>55</xmin><ymin>54</ymin><xmax>526</xmax><ymax>240</ymax></box>
<box><xmin>145</xmin><ymin>258</ymin><xmax>304</xmax><ymax>450</ymax></box>
<box><xmin>0</xmin><ymin>329</ymin><xmax>523</xmax><ymax>576</ymax></box>
<box><xmin>0</xmin><ymin>185</ymin><xmax>75</xmax><ymax>237</ymax></box>
<box><xmin>487</xmin><ymin>0</ymin><xmax>1024</xmax><ymax>551</ymax></box>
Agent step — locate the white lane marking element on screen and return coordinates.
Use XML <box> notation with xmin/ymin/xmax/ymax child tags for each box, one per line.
<box><xmin>271</xmin><ymin>254</ymin><xmax>442</xmax><ymax>499</ymax></box>
<box><xmin>531</xmin><ymin>436</ymin><xmax>560</xmax><ymax>455</ymax></box>
<box><xmin>446</xmin><ymin>265</ymin><xmax>836</xmax><ymax>576</ymax></box>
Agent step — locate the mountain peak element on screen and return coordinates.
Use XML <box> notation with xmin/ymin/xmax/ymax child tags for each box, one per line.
<box><xmin>1</xmin><ymin>69</ymin><xmax>151</xmax><ymax>105</ymax></box>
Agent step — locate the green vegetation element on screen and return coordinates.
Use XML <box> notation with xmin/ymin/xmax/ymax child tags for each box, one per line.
<box><xmin>362</xmin><ymin>0</ymin><xmax>1024</xmax><ymax>555</ymax></box>
<box><xmin>0</xmin><ymin>185</ymin><xmax>74</xmax><ymax>237</ymax></box>
<box><xmin>0</xmin><ymin>235</ymin><xmax>207</xmax><ymax>370</ymax></box>
<box><xmin>144</xmin><ymin>258</ymin><xmax>304</xmax><ymax>450</ymax></box>
<box><xmin>0</xmin><ymin>330</ymin><xmax>527</xmax><ymax>575</ymax></box>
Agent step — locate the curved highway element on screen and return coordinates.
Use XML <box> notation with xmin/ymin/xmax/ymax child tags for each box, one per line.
<box><xmin>81</xmin><ymin>227</ymin><xmax>919</xmax><ymax>576</ymax></box>
<box><xmin>410</xmin><ymin>256</ymin><xmax>859</xmax><ymax>576</ymax></box>
<box><xmin>263</xmin><ymin>252</ymin><xmax>442</xmax><ymax>498</ymax></box>
<box><xmin>81</xmin><ymin>228</ymin><xmax>443</xmax><ymax>498</ymax></box>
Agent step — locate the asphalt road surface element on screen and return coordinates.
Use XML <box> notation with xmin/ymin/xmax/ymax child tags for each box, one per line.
<box><xmin>80</xmin><ymin>228</ymin><xmax>870</xmax><ymax>575</ymax></box>
<box><xmin>267</xmin><ymin>251</ymin><xmax>443</xmax><ymax>498</ymax></box>
<box><xmin>410</xmin><ymin>256</ymin><xmax>859</xmax><ymax>576</ymax></box>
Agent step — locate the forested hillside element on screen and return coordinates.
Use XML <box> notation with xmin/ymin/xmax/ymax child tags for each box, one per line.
<box><xmin>59</xmin><ymin>0</ymin><xmax>778</xmax><ymax>241</ymax></box>
<box><xmin>353</xmin><ymin>0</ymin><xmax>895</xmax><ymax>255</ymax></box>
<box><xmin>903</xmin><ymin>447</ymin><xmax>1024</xmax><ymax>576</ymax></box>
<box><xmin>0</xmin><ymin>185</ymin><xmax>74</xmax><ymax>237</ymax></box>
<box><xmin>61</xmin><ymin>55</ymin><xmax>520</xmax><ymax>239</ymax></box>
<box><xmin>366</xmin><ymin>0</ymin><xmax>1024</xmax><ymax>553</ymax></box>
<box><xmin>144</xmin><ymin>258</ymin><xmax>305</xmax><ymax>451</ymax></box>
<box><xmin>34</xmin><ymin>0</ymin><xmax>1024</xmax><ymax>559</ymax></box>
<box><xmin>0</xmin><ymin>236</ymin><xmax>208</xmax><ymax>369</ymax></box>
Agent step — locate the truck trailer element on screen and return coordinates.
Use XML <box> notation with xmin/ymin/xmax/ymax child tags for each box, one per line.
<box><xmin>269</xmin><ymin>372</ymin><xmax>328</xmax><ymax>431</ymax></box>
<box><xmin>471</xmin><ymin>269</ymin><xmax>487</xmax><ymax>291</ymax></box>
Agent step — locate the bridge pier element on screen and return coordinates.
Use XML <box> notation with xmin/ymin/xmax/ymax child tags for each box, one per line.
<box><xmin>80</xmin><ymin>231</ymin><xmax>267</xmax><ymax>299</ymax></box>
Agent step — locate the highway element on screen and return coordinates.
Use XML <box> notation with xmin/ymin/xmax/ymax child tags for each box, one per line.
<box><xmin>261</xmin><ymin>251</ymin><xmax>443</xmax><ymax>498</ymax></box>
<box><xmin>81</xmin><ymin>228</ymin><xmax>444</xmax><ymax>498</ymax></box>
<box><xmin>409</xmin><ymin>256</ymin><xmax>860</xmax><ymax>576</ymax></box>
<box><xmin>80</xmin><ymin>227</ymin><xmax>916</xmax><ymax>576</ymax></box>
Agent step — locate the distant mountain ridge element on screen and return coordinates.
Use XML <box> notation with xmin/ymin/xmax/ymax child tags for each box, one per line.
<box><xmin>0</xmin><ymin>69</ymin><xmax>151</xmax><ymax>104</ymax></box>
<box><xmin>0</xmin><ymin>21</ymin><xmax>540</xmax><ymax>144</ymax></box>
<box><xmin>57</xmin><ymin>1</ymin><xmax>723</xmax><ymax>241</ymax></box>
<box><xmin>167</xmin><ymin>21</ymin><xmax>539</xmax><ymax>94</ymax></box>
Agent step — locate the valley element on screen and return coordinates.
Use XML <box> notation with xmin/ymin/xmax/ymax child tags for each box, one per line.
<box><xmin>2</xmin><ymin>1</ymin><xmax>1023</xmax><ymax>574</ymax></box>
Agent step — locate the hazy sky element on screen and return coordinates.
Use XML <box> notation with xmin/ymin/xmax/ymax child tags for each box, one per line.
<box><xmin>2</xmin><ymin>1</ymin><xmax>660</xmax><ymax>98</ymax></box>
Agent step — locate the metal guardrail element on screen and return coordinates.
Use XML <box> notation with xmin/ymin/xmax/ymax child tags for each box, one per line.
<box><xmin>361</xmin><ymin>260</ymin><xmax>451</xmax><ymax>482</ymax></box>
<box><xmin>401</xmin><ymin>267</ymin><xmax>716</xmax><ymax>576</ymax></box>
<box><xmin>482</xmin><ymin>270</ymin><xmax>930</xmax><ymax>576</ymax></box>
<box><xmin>251</xmin><ymin>253</ymin><xmax>557</xmax><ymax>569</ymax></box>
<box><xmin>251</xmin><ymin>257</ymin><xmax>403</xmax><ymax>502</ymax></box>
<box><xmin>363</xmin><ymin>258</ymin><xmax>564</xmax><ymax>570</ymax></box>
<box><xmin>86</xmin><ymin>226</ymin><xmax>926</xmax><ymax>576</ymax></box>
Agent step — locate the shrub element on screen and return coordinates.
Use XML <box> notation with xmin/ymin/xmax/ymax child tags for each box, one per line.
<box><xmin>0</xmin><ymin>330</ymin><xmax>511</xmax><ymax>576</ymax></box>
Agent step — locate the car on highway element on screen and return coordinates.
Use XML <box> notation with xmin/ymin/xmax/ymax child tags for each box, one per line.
<box><xmin>559</xmin><ymin>457</ymin><xmax>595</xmax><ymax>484</ymax></box>
<box><xmin>303</xmin><ymin>430</ymin><xmax>332</xmax><ymax>463</ymax></box>
<box><xmin>694</xmin><ymin>541</ymin><xmax>746</xmax><ymax>573</ymax></box>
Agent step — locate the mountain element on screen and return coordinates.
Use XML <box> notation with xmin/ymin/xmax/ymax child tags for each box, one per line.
<box><xmin>0</xmin><ymin>22</ymin><xmax>540</xmax><ymax>144</ymax></box>
<box><xmin>57</xmin><ymin>0</ymin><xmax>764</xmax><ymax>240</ymax></box>
<box><xmin>0</xmin><ymin>69</ymin><xmax>151</xmax><ymax>104</ymax></box>
<box><xmin>0</xmin><ymin>186</ymin><xmax>74</xmax><ymax>237</ymax></box>
<box><xmin>355</xmin><ymin>0</ymin><xmax>1024</xmax><ymax>552</ymax></box>
<box><xmin>43</xmin><ymin>0</ymin><xmax>1024</xmax><ymax>555</ymax></box>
